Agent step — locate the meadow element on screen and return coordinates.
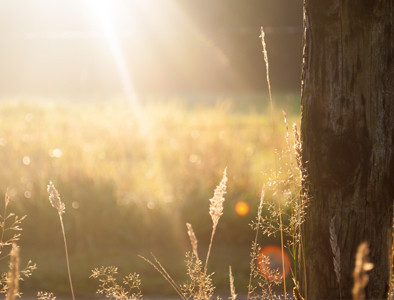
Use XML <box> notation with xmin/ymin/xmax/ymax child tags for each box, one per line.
<box><xmin>0</xmin><ymin>93</ymin><xmax>301</xmax><ymax>298</ymax></box>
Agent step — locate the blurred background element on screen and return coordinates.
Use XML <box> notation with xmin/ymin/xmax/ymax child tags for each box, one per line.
<box><xmin>0</xmin><ymin>0</ymin><xmax>302</xmax><ymax>298</ymax></box>
<box><xmin>0</xmin><ymin>0</ymin><xmax>302</xmax><ymax>98</ymax></box>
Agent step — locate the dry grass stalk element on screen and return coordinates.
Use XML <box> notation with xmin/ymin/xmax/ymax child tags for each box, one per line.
<box><xmin>352</xmin><ymin>242</ymin><xmax>374</xmax><ymax>300</ymax></box>
<box><xmin>260</xmin><ymin>25</ymin><xmax>287</xmax><ymax>299</ymax></box>
<box><xmin>205</xmin><ymin>168</ymin><xmax>228</xmax><ymax>273</ymax></box>
<box><xmin>329</xmin><ymin>216</ymin><xmax>341</xmax><ymax>286</ymax></box>
<box><xmin>208</xmin><ymin>168</ymin><xmax>228</xmax><ymax>229</ymax></box>
<box><xmin>229</xmin><ymin>266</ymin><xmax>237</xmax><ymax>300</ymax></box>
<box><xmin>5</xmin><ymin>243</ymin><xmax>19</xmax><ymax>300</ymax></box>
<box><xmin>274</xmin><ymin>150</ymin><xmax>287</xmax><ymax>300</ymax></box>
<box><xmin>293</xmin><ymin>123</ymin><xmax>308</xmax><ymax>299</ymax></box>
<box><xmin>247</xmin><ymin>189</ymin><xmax>264</xmax><ymax>300</ymax></box>
<box><xmin>47</xmin><ymin>182</ymin><xmax>75</xmax><ymax>300</ymax></box>
<box><xmin>141</xmin><ymin>171</ymin><xmax>228</xmax><ymax>299</ymax></box>
<box><xmin>293</xmin><ymin>124</ymin><xmax>302</xmax><ymax>171</ymax></box>
<box><xmin>293</xmin><ymin>286</ymin><xmax>305</xmax><ymax>300</ymax></box>
<box><xmin>139</xmin><ymin>254</ymin><xmax>186</xmax><ymax>300</ymax></box>
<box><xmin>283</xmin><ymin>111</ymin><xmax>299</xmax><ymax>283</ymax></box>
<box><xmin>186</xmin><ymin>223</ymin><xmax>199</xmax><ymax>260</ymax></box>
<box><xmin>260</xmin><ymin>26</ymin><xmax>273</xmax><ymax>114</ymax></box>
<box><xmin>248</xmin><ymin>189</ymin><xmax>283</xmax><ymax>299</ymax></box>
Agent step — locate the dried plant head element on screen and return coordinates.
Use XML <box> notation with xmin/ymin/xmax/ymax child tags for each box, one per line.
<box><xmin>260</xmin><ymin>26</ymin><xmax>273</xmax><ymax>113</ymax></box>
<box><xmin>90</xmin><ymin>266</ymin><xmax>142</xmax><ymax>300</ymax></box>
<box><xmin>229</xmin><ymin>266</ymin><xmax>237</xmax><ymax>300</ymax></box>
<box><xmin>47</xmin><ymin>181</ymin><xmax>74</xmax><ymax>300</ymax></box>
<box><xmin>181</xmin><ymin>252</ymin><xmax>214</xmax><ymax>300</ymax></box>
<box><xmin>352</xmin><ymin>242</ymin><xmax>374</xmax><ymax>300</ymax></box>
<box><xmin>4</xmin><ymin>192</ymin><xmax>10</xmax><ymax>208</ymax></box>
<box><xmin>47</xmin><ymin>182</ymin><xmax>65</xmax><ymax>215</ymax></box>
<box><xmin>37</xmin><ymin>291</ymin><xmax>56</xmax><ymax>300</ymax></box>
<box><xmin>292</xmin><ymin>123</ymin><xmax>302</xmax><ymax>169</ymax></box>
<box><xmin>248</xmin><ymin>247</ymin><xmax>282</xmax><ymax>300</ymax></box>
<box><xmin>257</xmin><ymin>189</ymin><xmax>264</xmax><ymax>222</ymax></box>
<box><xmin>209</xmin><ymin>168</ymin><xmax>228</xmax><ymax>227</ymax></box>
<box><xmin>6</xmin><ymin>243</ymin><xmax>19</xmax><ymax>300</ymax></box>
<box><xmin>186</xmin><ymin>223</ymin><xmax>199</xmax><ymax>260</ymax></box>
<box><xmin>257</xmin><ymin>254</ymin><xmax>282</xmax><ymax>283</ymax></box>
<box><xmin>204</xmin><ymin>168</ymin><xmax>228</xmax><ymax>275</ymax></box>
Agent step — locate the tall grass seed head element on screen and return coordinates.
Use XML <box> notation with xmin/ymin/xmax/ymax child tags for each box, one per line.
<box><xmin>47</xmin><ymin>181</ymin><xmax>65</xmax><ymax>215</ymax></box>
<box><xmin>209</xmin><ymin>168</ymin><xmax>228</xmax><ymax>227</ymax></box>
<box><xmin>186</xmin><ymin>223</ymin><xmax>199</xmax><ymax>259</ymax></box>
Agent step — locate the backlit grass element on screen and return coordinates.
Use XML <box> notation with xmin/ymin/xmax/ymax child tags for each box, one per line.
<box><xmin>0</xmin><ymin>95</ymin><xmax>300</xmax><ymax>297</ymax></box>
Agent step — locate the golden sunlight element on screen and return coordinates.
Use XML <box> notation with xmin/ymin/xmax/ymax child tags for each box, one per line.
<box><xmin>0</xmin><ymin>0</ymin><xmax>306</xmax><ymax>297</ymax></box>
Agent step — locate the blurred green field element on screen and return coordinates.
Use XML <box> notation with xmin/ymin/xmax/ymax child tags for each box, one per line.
<box><xmin>0</xmin><ymin>93</ymin><xmax>300</xmax><ymax>298</ymax></box>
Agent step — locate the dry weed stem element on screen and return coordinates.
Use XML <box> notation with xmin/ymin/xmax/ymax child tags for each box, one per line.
<box><xmin>5</xmin><ymin>243</ymin><xmax>19</xmax><ymax>300</ymax></box>
<box><xmin>352</xmin><ymin>242</ymin><xmax>374</xmax><ymax>300</ymax></box>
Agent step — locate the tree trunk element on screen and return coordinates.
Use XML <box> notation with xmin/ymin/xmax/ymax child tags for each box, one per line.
<box><xmin>300</xmin><ymin>0</ymin><xmax>393</xmax><ymax>299</ymax></box>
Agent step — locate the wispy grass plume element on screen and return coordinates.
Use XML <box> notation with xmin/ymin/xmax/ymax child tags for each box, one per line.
<box><xmin>229</xmin><ymin>266</ymin><xmax>237</xmax><ymax>300</ymax></box>
<box><xmin>205</xmin><ymin>167</ymin><xmax>228</xmax><ymax>273</ymax></box>
<box><xmin>260</xmin><ymin>26</ymin><xmax>273</xmax><ymax>114</ymax></box>
<box><xmin>139</xmin><ymin>254</ymin><xmax>185</xmax><ymax>300</ymax></box>
<box><xmin>47</xmin><ymin>181</ymin><xmax>75</xmax><ymax>300</ymax></box>
<box><xmin>186</xmin><ymin>223</ymin><xmax>199</xmax><ymax>260</ymax></box>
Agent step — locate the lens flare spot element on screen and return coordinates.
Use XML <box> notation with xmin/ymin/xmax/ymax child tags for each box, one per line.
<box><xmin>257</xmin><ymin>245</ymin><xmax>291</xmax><ymax>281</ymax></box>
<box><xmin>147</xmin><ymin>201</ymin><xmax>155</xmax><ymax>210</ymax></box>
<box><xmin>189</xmin><ymin>154</ymin><xmax>200</xmax><ymax>164</ymax></box>
<box><xmin>22</xmin><ymin>156</ymin><xmax>31</xmax><ymax>165</ymax></box>
<box><xmin>72</xmin><ymin>201</ymin><xmax>80</xmax><ymax>209</ymax></box>
<box><xmin>235</xmin><ymin>201</ymin><xmax>249</xmax><ymax>216</ymax></box>
<box><xmin>49</xmin><ymin>148</ymin><xmax>63</xmax><ymax>158</ymax></box>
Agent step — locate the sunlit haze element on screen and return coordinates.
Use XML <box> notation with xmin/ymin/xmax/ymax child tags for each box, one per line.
<box><xmin>0</xmin><ymin>1</ymin><xmax>304</xmax><ymax>297</ymax></box>
<box><xmin>0</xmin><ymin>0</ymin><xmax>302</xmax><ymax>98</ymax></box>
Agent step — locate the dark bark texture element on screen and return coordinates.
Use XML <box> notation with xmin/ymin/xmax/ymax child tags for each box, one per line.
<box><xmin>301</xmin><ymin>0</ymin><xmax>393</xmax><ymax>299</ymax></box>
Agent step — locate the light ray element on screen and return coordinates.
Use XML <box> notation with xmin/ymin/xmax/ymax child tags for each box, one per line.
<box><xmin>89</xmin><ymin>1</ymin><xmax>149</xmax><ymax>134</ymax></box>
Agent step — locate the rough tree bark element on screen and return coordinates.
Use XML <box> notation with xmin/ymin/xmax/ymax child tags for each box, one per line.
<box><xmin>300</xmin><ymin>0</ymin><xmax>393</xmax><ymax>299</ymax></box>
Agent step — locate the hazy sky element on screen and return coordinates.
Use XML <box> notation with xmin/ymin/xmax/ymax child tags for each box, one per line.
<box><xmin>0</xmin><ymin>0</ymin><xmax>302</xmax><ymax>98</ymax></box>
